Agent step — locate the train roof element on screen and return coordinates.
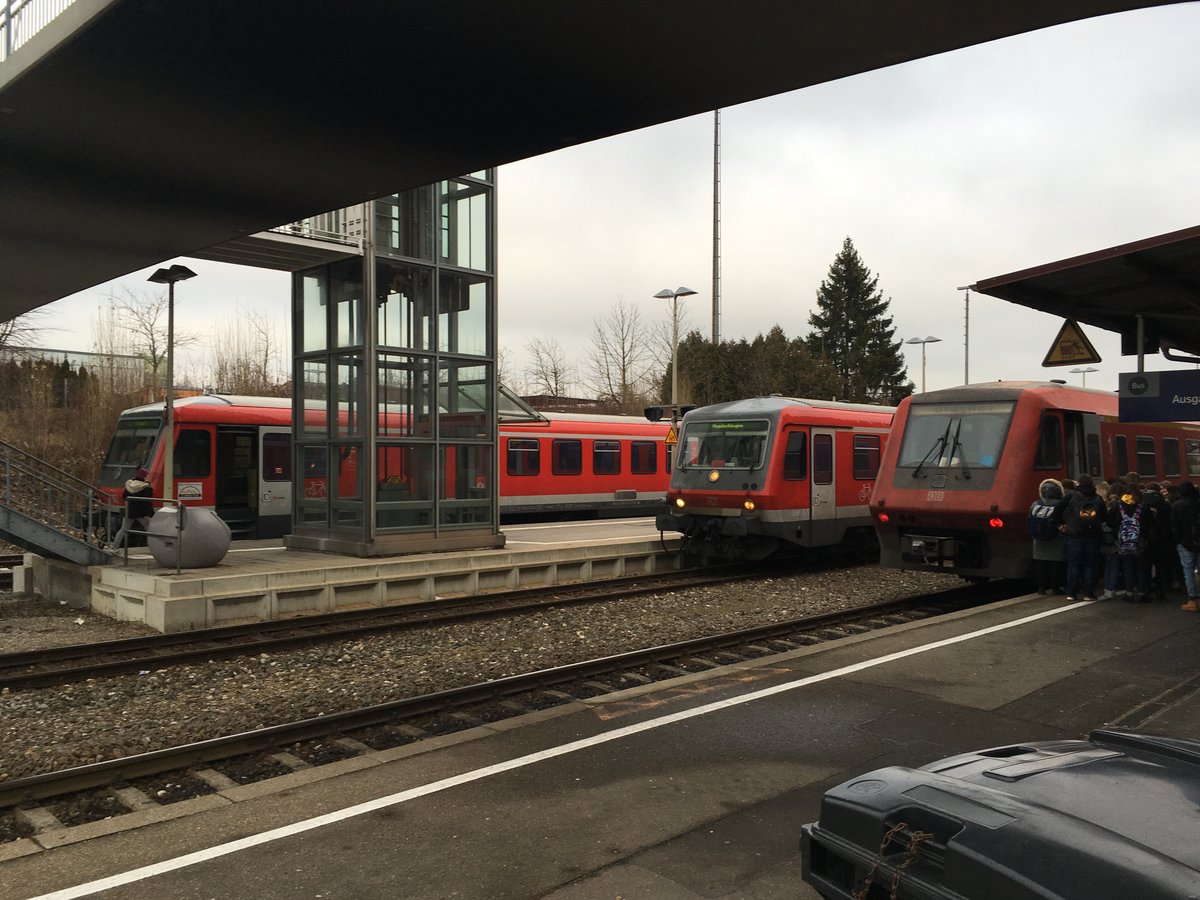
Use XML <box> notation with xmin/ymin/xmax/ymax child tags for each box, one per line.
<box><xmin>906</xmin><ymin>380</ymin><xmax>1112</xmax><ymax>405</ymax></box>
<box><xmin>682</xmin><ymin>396</ymin><xmax>896</xmax><ymax>418</ymax></box>
<box><xmin>119</xmin><ymin>394</ymin><xmax>294</xmax><ymax>416</ymax></box>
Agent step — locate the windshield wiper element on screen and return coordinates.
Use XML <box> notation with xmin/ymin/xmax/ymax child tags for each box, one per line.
<box><xmin>948</xmin><ymin>418</ymin><xmax>972</xmax><ymax>479</ymax></box>
<box><xmin>912</xmin><ymin>421</ymin><xmax>952</xmax><ymax>478</ymax></box>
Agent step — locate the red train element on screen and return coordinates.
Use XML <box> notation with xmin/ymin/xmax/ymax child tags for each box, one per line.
<box><xmin>96</xmin><ymin>395</ymin><xmax>670</xmax><ymax>539</ymax></box>
<box><xmin>870</xmin><ymin>380</ymin><xmax>1200</xmax><ymax>580</ymax></box>
<box><xmin>654</xmin><ymin>397</ymin><xmax>896</xmax><ymax>560</ymax></box>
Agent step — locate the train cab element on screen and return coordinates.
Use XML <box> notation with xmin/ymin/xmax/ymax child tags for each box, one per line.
<box><xmin>656</xmin><ymin>397</ymin><xmax>895</xmax><ymax>561</ymax></box>
<box><xmin>871</xmin><ymin>380</ymin><xmax>1200</xmax><ymax>581</ymax></box>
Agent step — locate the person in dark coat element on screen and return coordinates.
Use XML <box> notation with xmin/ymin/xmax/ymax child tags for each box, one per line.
<box><xmin>1061</xmin><ymin>473</ymin><xmax>1105</xmax><ymax>602</ymax></box>
<box><xmin>1172</xmin><ymin>481</ymin><xmax>1200</xmax><ymax>610</ymax></box>
<box><xmin>1028</xmin><ymin>478</ymin><xmax>1066</xmax><ymax>595</ymax></box>
<box><xmin>109</xmin><ymin>467</ymin><xmax>154</xmax><ymax>550</ymax></box>
<box><xmin>1140</xmin><ymin>483</ymin><xmax>1174</xmax><ymax>600</ymax></box>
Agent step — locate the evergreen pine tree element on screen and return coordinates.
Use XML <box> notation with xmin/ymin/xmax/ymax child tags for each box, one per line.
<box><xmin>806</xmin><ymin>237</ymin><xmax>913</xmax><ymax>405</ymax></box>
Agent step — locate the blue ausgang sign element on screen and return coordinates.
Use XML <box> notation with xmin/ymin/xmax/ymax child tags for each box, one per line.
<box><xmin>1119</xmin><ymin>371</ymin><xmax>1200</xmax><ymax>422</ymax></box>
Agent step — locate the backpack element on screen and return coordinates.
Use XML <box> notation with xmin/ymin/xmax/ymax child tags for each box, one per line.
<box><xmin>1117</xmin><ymin>507</ymin><xmax>1143</xmax><ymax>555</ymax></box>
<box><xmin>1028</xmin><ymin>502</ymin><xmax>1060</xmax><ymax>541</ymax></box>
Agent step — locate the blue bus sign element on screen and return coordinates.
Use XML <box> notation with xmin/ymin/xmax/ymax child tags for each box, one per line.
<box><xmin>1119</xmin><ymin>370</ymin><xmax>1200</xmax><ymax>422</ymax></box>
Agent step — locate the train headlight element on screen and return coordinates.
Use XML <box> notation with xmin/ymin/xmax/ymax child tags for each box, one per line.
<box><xmin>674</xmin><ymin>497</ymin><xmax>686</xmax><ymax>509</ymax></box>
<box><xmin>988</xmin><ymin>517</ymin><xmax>1004</xmax><ymax>529</ymax></box>
<box><xmin>743</xmin><ymin>499</ymin><xmax>756</xmax><ymax>511</ymax></box>
<box><xmin>708</xmin><ymin>470</ymin><xmax>720</xmax><ymax>483</ymax></box>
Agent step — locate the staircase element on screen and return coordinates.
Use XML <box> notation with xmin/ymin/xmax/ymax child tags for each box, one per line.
<box><xmin>0</xmin><ymin>439</ymin><xmax>116</xmax><ymax>566</ymax></box>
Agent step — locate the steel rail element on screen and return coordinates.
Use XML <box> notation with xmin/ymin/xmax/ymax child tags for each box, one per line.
<box><xmin>0</xmin><ymin>562</ymin><xmax>801</xmax><ymax>689</ymax></box>
<box><xmin>0</xmin><ymin>580</ymin><xmax>1020</xmax><ymax>809</ymax></box>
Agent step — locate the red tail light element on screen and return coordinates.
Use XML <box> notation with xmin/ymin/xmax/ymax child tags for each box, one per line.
<box><xmin>988</xmin><ymin>517</ymin><xmax>1004</xmax><ymax>529</ymax></box>
<box><xmin>877</xmin><ymin>512</ymin><xmax>890</xmax><ymax>524</ymax></box>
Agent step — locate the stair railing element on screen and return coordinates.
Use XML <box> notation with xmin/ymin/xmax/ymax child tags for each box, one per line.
<box><xmin>0</xmin><ymin>438</ymin><xmax>119</xmax><ymax>550</ymax></box>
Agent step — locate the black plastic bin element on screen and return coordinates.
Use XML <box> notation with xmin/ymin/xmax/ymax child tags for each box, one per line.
<box><xmin>801</xmin><ymin>729</ymin><xmax>1200</xmax><ymax>899</ymax></box>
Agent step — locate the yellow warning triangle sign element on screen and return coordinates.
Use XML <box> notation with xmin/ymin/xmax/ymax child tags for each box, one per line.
<box><xmin>1043</xmin><ymin>318</ymin><xmax>1102</xmax><ymax>367</ymax></box>
<box><xmin>665</xmin><ymin>426</ymin><xmax>678</xmax><ymax>445</ymax></box>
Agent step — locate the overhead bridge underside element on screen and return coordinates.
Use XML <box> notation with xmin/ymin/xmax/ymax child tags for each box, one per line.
<box><xmin>1</xmin><ymin>0</ymin><xmax>1180</xmax><ymax>316</ymax></box>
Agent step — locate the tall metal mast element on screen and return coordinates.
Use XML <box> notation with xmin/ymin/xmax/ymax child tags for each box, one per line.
<box><xmin>712</xmin><ymin>109</ymin><xmax>721</xmax><ymax>345</ymax></box>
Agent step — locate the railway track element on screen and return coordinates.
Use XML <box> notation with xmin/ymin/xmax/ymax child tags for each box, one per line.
<box><xmin>0</xmin><ymin>578</ymin><xmax>1024</xmax><ymax>836</ymax></box>
<box><xmin>0</xmin><ymin>560</ymin><xmax>806</xmax><ymax>690</ymax></box>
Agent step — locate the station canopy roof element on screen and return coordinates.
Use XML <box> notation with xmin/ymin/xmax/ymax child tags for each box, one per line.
<box><xmin>972</xmin><ymin>224</ymin><xmax>1200</xmax><ymax>360</ymax></box>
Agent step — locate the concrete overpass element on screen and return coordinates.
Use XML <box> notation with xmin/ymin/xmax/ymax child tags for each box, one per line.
<box><xmin>1</xmin><ymin>0</ymin><xmax>1184</xmax><ymax>318</ymax></box>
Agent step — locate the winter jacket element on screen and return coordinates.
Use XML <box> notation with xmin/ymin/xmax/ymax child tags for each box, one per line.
<box><xmin>123</xmin><ymin>477</ymin><xmax>154</xmax><ymax>520</ymax></box>
<box><xmin>1172</xmin><ymin>489</ymin><xmax>1200</xmax><ymax>552</ymax></box>
<box><xmin>1061</xmin><ymin>484</ymin><xmax>1105</xmax><ymax>537</ymax></box>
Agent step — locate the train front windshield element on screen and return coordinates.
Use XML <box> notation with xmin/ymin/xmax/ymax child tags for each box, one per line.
<box><xmin>98</xmin><ymin>416</ymin><xmax>162</xmax><ymax>487</ymax></box>
<box><xmin>897</xmin><ymin>401</ymin><xmax>1014</xmax><ymax>470</ymax></box>
<box><xmin>678</xmin><ymin>419</ymin><xmax>769</xmax><ymax>470</ymax></box>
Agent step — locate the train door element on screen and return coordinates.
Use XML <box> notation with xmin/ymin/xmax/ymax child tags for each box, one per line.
<box><xmin>215</xmin><ymin>427</ymin><xmax>258</xmax><ymax>540</ymax></box>
<box><xmin>258</xmin><ymin>428</ymin><xmax>292</xmax><ymax>538</ymax></box>
<box><xmin>809</xmin><ymin>429</ymin><xmax>837</xmax><ymax>545</ymax></box>
<box><xmin>1064</xmin><ymin>412</ymin><xmax>1102</xmax><ymax>479</ymax></box>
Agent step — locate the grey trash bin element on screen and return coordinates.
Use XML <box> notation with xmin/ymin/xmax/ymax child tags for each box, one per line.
<box><xmin>146</xmin><ymin>506</ymin><xmax>232</xmax><ymax>568</ymax></box>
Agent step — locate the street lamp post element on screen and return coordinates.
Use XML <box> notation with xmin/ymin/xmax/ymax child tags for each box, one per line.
<box><xmin>905</xmin><ymin>335</ymin><xmax>942</xmax><ymax>393</ymax></box>
<box><xmin>1070</xmin><ymin>365</ymin><xmax>1099</xmax><ymax>387</ymax></box>
<box><xmin>653</xmin><ymin>287</ymin><xmax>698</xmax><ymax>427</ymax></box>
<box><xmin>147</xmin><ymin>264</ymin><xmax>197</xmax><ymax>504</ymax></box>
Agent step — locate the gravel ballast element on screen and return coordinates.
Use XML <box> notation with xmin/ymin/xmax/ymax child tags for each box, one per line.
<box><xmin>0</xmin><ymin>566</ymin><xmax>963</xmax><ymax>782</ymax></box>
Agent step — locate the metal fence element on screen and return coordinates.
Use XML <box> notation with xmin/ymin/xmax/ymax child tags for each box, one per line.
<box><xmin>0</xmin><ymin>437</ymin><xmax>117</xmax><ymax>549</ymax></box>
<box><xmin>1</xmin><ymin>0</ymin><xmax>76</xmax><ymax>63</ymax></box>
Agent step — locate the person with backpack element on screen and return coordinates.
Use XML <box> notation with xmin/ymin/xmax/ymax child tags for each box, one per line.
<box><xmin>1140</xmin><ymin>482</ymin><xmax>1174</xmax><ymax>600</ymax></box>
<box><xmin>1061</xmin><ymin>473</ymin><xmax>1106</xmax><ymax>602</ymax></box>
<box><xmin>1171</xmin><ymin>481</ymin><xmax>1200</xmax><ymax>611</ymax></box>
<box><xmin>1028</xmin><ymin>478</ymin><xmax>1066</xmax><ymax>595</ymax></box>
<box><xmin>1112</xmin><ymin>488</ymin><xmax>1149</xmax><ymax>603</ymax></box>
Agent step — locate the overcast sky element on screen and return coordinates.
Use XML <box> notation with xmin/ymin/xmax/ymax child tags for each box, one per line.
<box><xmin>29</xmin><ymin>3</ymin><xmax>1200</xmax><ymax>396</ymax></box>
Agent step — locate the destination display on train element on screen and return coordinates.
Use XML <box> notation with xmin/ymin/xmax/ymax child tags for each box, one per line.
<box><xmin>1118</xmin><ymin>370</ymin><xmax>1200</xmax><ymax>422</ymax></box>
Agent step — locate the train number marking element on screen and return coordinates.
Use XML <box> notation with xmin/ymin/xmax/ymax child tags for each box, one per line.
<box><xmin>926</xmin><ymin>490</ymin><xmax>945</xmax><ymax>502</ymax></box>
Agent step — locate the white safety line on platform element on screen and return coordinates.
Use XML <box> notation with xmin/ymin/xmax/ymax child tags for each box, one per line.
<box><xmin>28</xmin><ymin>599</ymin><xmax>1092</xmax><ymax>900</ymax></box>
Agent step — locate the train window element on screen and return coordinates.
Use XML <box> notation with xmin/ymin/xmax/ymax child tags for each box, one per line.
<box><xmin>1163</xmin><ymin>438</ymin><xmax>1182</xmax><ymax>478</ymax></box>
<box><xmin>1034</xmin><ymin>415</ymin><xmax>1063</xmax><ymax>469</ymax></box>
<box><xmin>784</xmin><ymin>432</ymin><xmax>807</xmax><ymax>480</ymax></box>
<box><xmin>175</xmin><ymin>429</ymin><xmax>211</xmax><ymax>477</ymax></box>
<box><xmin>631</xmin><ymin>441</ymin><xmax>657</xmax><ymax>475</ymax></box>
<box><xmin>263</xmin><ymin>434</ymin><xmax>291</xmax><ymax>481</ymax></box>
<box><xmin>1113</xmin><ymin>435</ymin><xmax>1129</xmax><ymax>475</ymax></box>
<box><xmin>897</xmin><ymin>401</ymin><xmax>1014</xmax><ymax>469</ymax></box>
<box><xmin>99</xmin><ymin>416</ymin><xmax>161</xmax><ymax>486</ymax></box>
<box><xmin>551</xmin><ymin>439</ymin><xmax>582</xmax><ymax>475</ymax></box>
<box><xmin>593</xmin><ymin>440</ymin><xmax>621</xmax><ymax>475</ymax></box>
<box><xmin>679</xmin><ymin>419</ymin><xmax>769</xmax><ymax>469</ymax></box>
<box><xmin>506</xmin><ymin>439</ymin><xmax>540</xmax><ymax>476</ymax></box>
<box><xmin>813</xmin><ymin>434</ymin><xmax>833</xmax><ymax>484</ymax></box>
<box><xmin>1086</xmin><ymin>433</ymin><xmax>1101</xmax><ymax>477</ymax></box>
<box><xmin>1187</xmin><ymin>440</ymin><xmax>1200</xmax><ymax>477</ymax></box>
<box><xmin>852</xmin><ymin>435</ymin><xmax>882</xmax><ymax>479</ymax></box>
<box><xmin>1136</xmin><ymin>437</ymin><xmax>1157</xmax><ymax>477</ymax></box>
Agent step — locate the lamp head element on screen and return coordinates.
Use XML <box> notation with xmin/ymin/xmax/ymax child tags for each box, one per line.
<box><xmin>148</xmin><ymin>264</ymin><xmax>198</xmax><ymax>285</ymax></box>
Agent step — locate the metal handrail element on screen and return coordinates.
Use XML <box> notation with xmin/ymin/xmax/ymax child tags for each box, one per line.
<box><xmin>0</xmin><ymin>438</ymin><xmax>118</xmax><ymax>550</ymax></box>
<box><xmin>1</xmin><ymin>0</ymin><xmax>76</xmax><ymax>63</ymax></box>
<box><xmin>115</xmin><ymin>496</ymin><xmax>185</xmax><ymax>574</ymax></box>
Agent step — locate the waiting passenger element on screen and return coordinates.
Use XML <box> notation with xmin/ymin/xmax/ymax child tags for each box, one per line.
<box><xmin>1172</xmin><ymin>482</ymin><xmax>1200</xmax><ymax>611</ymax></box>
<box><xmin>109</xmin><ymin>467</ymin><xmax>154</xmax><ymax>550</ymax></box>
<box><xmin>1060</xmin><ymin>474</ymin><xmax>1105</xmax><ymax>602</ymax></box>
<box><xmin>1027</xmin><ymin>479</ymin><xmax>1065</xmax><ymax>596</ymax></box>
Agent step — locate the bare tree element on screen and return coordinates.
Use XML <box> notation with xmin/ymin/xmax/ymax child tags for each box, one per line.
<box><xmin>0</xmin><ymin>309</ymin><xmax>47</xmax><ymax>354</ymax></box>
<box><xmin>586</xmin><ymin>299</ymin><xmax>656</xmax><ymax>414</ymax></box>
<box><xmin>208</xmin><ymin>306</ymin><xmax>290</xmax><ymax>396</ymax></box>
<box><xmin>105</xmin><ymin>288</ymin><xmax>200</xmax><ymax>392</ymax></box>
<box><xmin>524</xmin><ymin>337</ymin><xmax>576</xmax><ymax>397</ymax></box>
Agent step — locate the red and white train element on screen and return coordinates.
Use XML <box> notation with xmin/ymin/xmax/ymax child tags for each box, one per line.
<box><xmin>871</xmin><ymin>380</ymin><xmax>1200</xmax><ymax>580</ymax></box>
<box><xmin>96</xmin><ymin>394</ymin><xmax>670</xmax><ymax>539</ymax></box>
<box><xmin>654</xmin><ymin>397</ymin><xmax>897</xmax><ymax>560</ymax></box>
